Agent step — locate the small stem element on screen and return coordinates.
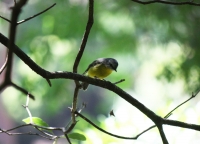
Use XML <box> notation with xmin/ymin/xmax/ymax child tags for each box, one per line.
<box><xmin>113</xmin><ymin>79</ymin><xmax>125</xmax><ymax>85</ymax></box>
<box><xmin>24</xmin><ymin>94</ymin><xmax>33</xmax><ymax>123</ymax></box>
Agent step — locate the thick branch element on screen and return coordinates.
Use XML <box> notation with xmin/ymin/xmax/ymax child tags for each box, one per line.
<box><xmin>163</xmin><ymin>119</ymin><xmax>200</xmax><ymax>131</ymax></box>
<box><xmin>2</xmin><ymin>34</ymin><xmax>200</xmax><ymax>134</ymax></box>
<box><xmin>6</xmin><ymin>0</ymin><xmax>28</xmax><ymax>81</ymax></box>
<box><xmin>2</xmin><ymin>33</ymin><xmax>200</xmax><ymax>133</ymax></box>
<box><xmin>0</xmin><ymin>33</ymin><xmax>50</xmax><ymax>79</ymax></box>
<box><xmin>157</xmin><ymin>123</ymin><xmax>168</xmax><ymax>144</ymax></box>
<box><xmin>0</xmin><ymin>32</ymin><xmax>160</xmax><ymax>123</ymax></box>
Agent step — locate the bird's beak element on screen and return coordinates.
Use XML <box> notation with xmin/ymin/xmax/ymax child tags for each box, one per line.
<box><xmin>115</xmin><ymin>69</ymin><xmax>117</xmax><ymax>72</ymax></box>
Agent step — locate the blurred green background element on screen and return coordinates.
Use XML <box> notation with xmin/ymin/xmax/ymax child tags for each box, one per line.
<box><xmin>1</xmin><ymin>0</ymin><xmax>200</xmax><ymax>144</ymax></box>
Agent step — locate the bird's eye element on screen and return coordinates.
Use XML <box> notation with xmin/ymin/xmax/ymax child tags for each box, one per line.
<box><xmin>110</xmin><ymin>64</ymin><xmax>114</xmax><ymax>69</ymax></box>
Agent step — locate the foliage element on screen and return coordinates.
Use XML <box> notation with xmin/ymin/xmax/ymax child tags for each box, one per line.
<box><xmin>1</xmin><ymin>0</ymin><xmax>200</xmax><ymax>144</ymax></box>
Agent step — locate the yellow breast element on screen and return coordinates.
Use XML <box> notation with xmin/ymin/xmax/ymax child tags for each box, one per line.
<box><xmin>87</xmin><ymin>64</ymin><xmax>113</xmax><ymax>79</ymax></box>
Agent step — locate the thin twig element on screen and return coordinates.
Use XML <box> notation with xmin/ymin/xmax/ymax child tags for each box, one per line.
<box><xmin>1</xmin><ymin>124</ymin><xmax>32</xmax><ymax>132</ymax></box>
<box><xmin>134</xmin><ymin>89</ymin><xmax>200</xmax><ymax>138</ymax></box>
<box><xmin>64</xmin><ymin>134</ymin><xmax>72</xmax><ymax>144</ymax></box>
<box><xmin>46</xmin><ymin>78</ymin><xmax>52</xmax><ymax>87</ymax></box>
<box><xmin>0</xmin><ymin>54</ymin><xmax>8</xmax><ymax>74</ymax></box>
<box><xmin>17</xmin><ymin>3</ymin><xmax>56</xmax><ymax>25</ymax></box>
<box><xmin>1</xmin><ymin>123</ymin><xmax>63</xmax><ymax>134</ymax></box>
<box><xmin>23</xmin><ymin>94</ymin><xmax>33</xmax><ymax>123</ymax></box>
<box><xmin>135</xmin><ymin>125</ymin><xmax>155</xmax><ymax>138</ymax></box>
<box><xmin>78</xmin><ymin>102</ymin><xmax>87</xmax><ymax>113</ymax></box>
<box><xmin>11</xmin><ymin>82</ymin><xmax>35</xmax><ymax>99</ymax></box>
<box><xmin>65</xmin><ymin>121</ymin><xmax>77</xmax><ymax>133</ymax></box>
<box><xmin>131</xmin><ymin>0</ymin><xmax>200</xmax><ymax>6</ymax></box>
<box><xmin>0</xmin><ymin>15</ymin><xmax>11</xmax><ymax>23</ymax></box>
<box><xmin>4</xmin><ymin>50</ymin><xmax>13</xmax><ymax>83</ymax></box>
<box><xmin>32</xmin><ymin>124</ymin><xmax>63</xmax><ymax>131</ymax></box>
<box><xmin>0</xmin><ymin>128</ymin><xmax>53</xmax><ymax>139</ymax></box>
<box><xmin>35</xmin><ymin>126</ymin><xmax>57</xmax><ymax>139</ymax></box>
<box><xmin>71</xmin><ymin>87</ymin><xmax>79</xmax><ymax>123</ymax></box>
<box><xmin>75</xmin><ymin>111</ymin><xmax>137</xmax><ymax>139</ymax></box>
<box><xmin>113</xmin><ymin>79</ymin><xmax>125</xmax><ymax>85</ymax></box>
<box><xmin>164</xmin><ymin>89</ymin><xmax>200</xmax><ymax>118</ymax></box>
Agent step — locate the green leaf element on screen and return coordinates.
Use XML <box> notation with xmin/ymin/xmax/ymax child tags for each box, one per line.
<box><xmin>22</xmin><ymin>117</ymin><xmax>52</xmax><ymax>133</ymax></box>
<box><xmin>23</xmin><ymin>117</ymin><xmax>49</xmax><ymax>126</ymax></box>
<box><xmin>68</xmin><ymin>133</ymin><xmax>86</xmax><ymax>141</ymax></box>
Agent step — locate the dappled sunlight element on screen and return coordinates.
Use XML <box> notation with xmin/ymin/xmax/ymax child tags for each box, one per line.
<box><xmin>1</xmin><ymin>0</ymin><xmax>200</xmax><ymax>144</ymax></box>
<box><xmin>2</xmin><ymin>87</ymin><xmax>36</xmax><ymax>120</ymax></box>
<box><xmin>42</xmin><ymin>15</ymin><xmax>55</xmax><ymax>34</ymax></box>
<box><xmin>82</xmin><ymin>40</ymin><xmax>200</xmax><ymax>143</ymax></box>
<box><xmin>98</xmin><ymin>11</ymin><xmax>135</xmax><ymax>36</ymax></box>
<box><xmin>85</xmin><ymin>129</ymin><xmax>103</xmax><ymax>144</ymax></box>
<box><xmin>49</xmin><ymin>36</ymin><xmax>75</xmax><ymax>57</ymax></box>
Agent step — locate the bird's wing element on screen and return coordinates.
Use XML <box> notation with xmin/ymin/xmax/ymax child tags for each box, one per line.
<box><xmin>83</xmin><ymin>60</ymin><xmax>102</xmax><ymax>75</ymax></box>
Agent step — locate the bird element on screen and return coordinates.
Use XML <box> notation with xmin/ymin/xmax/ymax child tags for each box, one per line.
<box><xmin>81</xmin><ymin>58</ymin><xmax>118</xmax><ymax>90</ymax></box>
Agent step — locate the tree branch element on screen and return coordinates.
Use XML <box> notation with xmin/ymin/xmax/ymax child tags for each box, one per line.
<box><xmin>131</xmin><ymin>0</ymin><xmax>200</xmax><ymax>6</ymax></box>
<box><xmin>163</xmin><ymin>119</ymin><xmax>200</xmax><ymax>131</ymax></box>
<box><xmin>113</xmin><ymin>79</ymin><xmax>125</xmax><ymax>85</ymax></box>
<box><xmin>64</xmin><ymin>133</ymin><xmax>72</xmax><ymax>144</ymax></box>
<box><xmin>0</xmin><ymin>32</ymin><xmax>50</xmax><ymax>81</ymax></box>
<box><xmin>157</xmin><ymin>123</ymin><xmax>168</xmax><ymax>144</ymax></box>
<box><xmin>6</xmin><ymin>0</ymin><xmax>28</xmax><ymax>81</ymax></box>
<box><xmin>11</xmin><ymin>82</ymin><xmax>35</xmax><ymax>99</ymax></box>
<box><xmin>75</xmin><ymin>111</ymin><xmax>137</xmax><ymax>139</ymax></box>
<box><xmin>17</xmin><ymin>3</ymin><xmax>56</xmax><ymax>25</ymax></box>
<box><xmin>72</xmin><ymin>0</ymin><xmax>94</xmax><ymax>73</ymax></box>
<box><xmin>0</xmin><ymin>128</ymin><xmax>53</xmax><ymax>139</ymax></box>
<box><xmin>0</xmin><ymin>1</ymin><xmax>55</xmax><ymax>99</ymax></box>
<box><xmin>2</xmin><ymin>35</ymin><xmax>200</xmax><ymax>134</ymax></box>
<box><xmin>133</xmin><ymin>89</ymin><xmax>200</xmax><ymax>138</ymax></box>
<box><xmin>1</xmin><ymin>0</ymin><xmax>200</xmax><ymax>143</ymax></box>
<box><xmin>0</xmin><ymin>54</ymin><xmax>8</xmax><ymax>74</ymax></box>
<box><xmin>71</xmin><ymin>0</ymin><xmax>94</xmax><ymax>128</ymax></box>
<box><xmin>165</xmin><ymin>89</ymin><xmax>199</xmax><ymax>118</ymax></box>
<box><xmin>0</xmin><ymin>15</ymin><xmax>11</xmax><ymax>23</ymax></box>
